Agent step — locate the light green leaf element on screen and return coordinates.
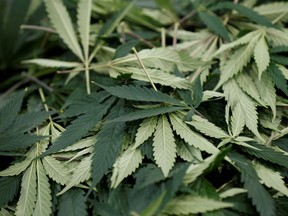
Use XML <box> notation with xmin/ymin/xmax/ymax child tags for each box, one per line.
<box><xmin>77</xmin><ymin>0</ymin><xmax>91</xmax><ymax>60</ymax></box>
<box><xmin>254</xmin><ymin>162</ymin><xmax>288</xmax><ymax>197</ymax></box>
<box><xmin>22</xmin><ymin>59</ymin><xmax>82</xmax><ymax>68</ymax></box>
<box><xmin>134</xmin><ymin>117</ymin><xmax>158</xmax><ymax>149</ymax></box>
<box><xmin>169</xmin><ymin>113</ymin><xmax>219</xmax><ymax>154</ymax></box>
<box><xmin>267</xmin><ymin>28</ymin><xmax>288</xmax><ymax>47</ymax></box>
<box><xmin>177</xmin><ymin>142</ymin><xmax>202</xmax><ymax>162</ymax></box>
<box><xmin>61</xmin><ymin>136</ymin><xmax>96</xmax><ymax>152</ymax></box>
<box><xmin>187</xmin><ymin>115</ymin><xmax>229</xmax><ymax>139</ymax></box>
<box><xmin>15</xmin><ymin>162</ymin><xmax>37</xmax><ymax>216</ymax></box>
<box><xmin>164</xmin><ymin>195</ymin><xmax>233</xmax><ymax>215</ymax></box>
<box><xmin>202</xmin><ymin>90</ymin><xmax>224</xmax><ymax>102</ymax></box>
<box><xmin>43</xmin><ymin>0</ymin><xmax>84</xmax><ymax>61</ymax></box>
<box><xmin>254</xmin><ymin>35</ymin><xmax>270</xmax><ymax>79</ymax></box>
<box><xmin>254</xmin><ymin>2</ymin><xmax>288</xmax><ymax>22</ymax></box>
<box><xmin>231</xmin><ymin>103</ymin><xmax>245</xmax><ymax>137</ymax></box>
<box><xmin>57</xmin><ymin>155</ymin><xmax>91</xmax><ymax>196</ymax></box>
<box><xmin>153</xmin><ymin>115</ymin><xmax>176</xmax><ymax>177</ymax></box>
<box><xmin>33</xmin><ymin>161</ymin><xmax>52</xmax><ymax>216</ymax></box>
<box><xmin>219</xmin><ymin>188</ymin><xmax>248</xmax><ymax>198</ymax></box>
<box><xmin>42</xmin><ymin>156</ymin><xmax>71</xmax><ymax>185</ymax></box>
<box><xmin>109</xmin><ymin>66</ymin><xmax>191</xmax><ymax>89</ymax></box>
<box><xmin>111</xmin><ymin>147</ymin><xmax>143</xmax><ymax>188</ymax></box>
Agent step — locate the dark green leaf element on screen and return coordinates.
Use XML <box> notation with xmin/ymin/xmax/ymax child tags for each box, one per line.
<box><xmin>94</xmin><ymin>83</ymin><xmax>184</xmax><ymax>106</ymax></box>
<box><xmin>267</xmin><ymin>63</ymin><xmax>288</xmax><ymax>96</ymax></box>
<box><xmin>58</xmin><ymin>189</ymin><xmax>87</xmax><ymax>216</ymax></box>
<box><xmin>113</xmin><ymin>40</ymin><xmax>139</xmax><ymax>59</ymax></box>
<box><xmin>0</xmin><ymin>134</ymin><xmax>44</xmax><ymax>151</ymax></box>
<box><xmin>198</xmin><ymin>11</ymin><xmax>230</xmax><ymax>41</ymax></box>
<box><xmin>214</xmin><ymin>2</ymin><xmax>276</xmax><ymax>28</ymax></box>
<box><xmin>192</xmin><ymin>76</ymin><xmax>203</xmax><ymax>108</ymax></box>
<box><xmin>271</xmin><ymin>55</ymin><xmax>288</xmax><ymax>66</ymax></box>
<box><xmin>229</xmin><ymin>152</ymin><xmax>275</xmax><ymax>216</ymax></box>
<box><xmin>0</xmin><ymin>176</ymin><xmax>21</xmax><ymax>207</ymax></box>
<box><xmin>91</xmin><ymin>100</ymin><xmax>126</xmax><ymax>186</ymax></box>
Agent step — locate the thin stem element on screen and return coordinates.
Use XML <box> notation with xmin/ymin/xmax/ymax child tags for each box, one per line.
<box><xmin>173</xmin><ymin>22</ymin><xmax>179</xmax><ymax>48</ymax></box>
<box><xmin>132</xmin><ymin>47</ymin><xmax>157</xmax><ymax>91</ymax></box>
<box><xmin>120</xmin><ymin>22</ymin><xmax>126</xmax><ymax>44</ymax></box>
<box><xmin>85</xmin><ymin>63</ymin><xmax>91</xmax><ymax>95</ymax></box>
<box><xmin>161</xmin><ymin>28</ymin><xmax>166</xmax><ymax>48</ymax></box>
<box><xmin>22</xmin><ymin>72</ymin><xmax>53</xmax><ymax>92</ymax></box>
<box><xmin>126</xmin><ymin>31</ymin><xmax>154</xmax><ymax>48</ymax></box>
<box><xmin>21</xmin><ymin>25</ymin><xmax>56</xmax><ymax>33</ymax></box>
<box><xmin>39</xmin><ymin>88</ymin><xmax>53</xmax><ymax>122</ymax></box>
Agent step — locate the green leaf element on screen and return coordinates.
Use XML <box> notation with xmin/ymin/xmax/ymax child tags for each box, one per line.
<box><xmin>0</xmin><ymin>91</ymin><xmax>24</xmax><ymax>133</ymax></box>
<box><xmin>94</xmin><ymin>83</ymin><xmax>183</xmax><ymax>106</ymax></box>
<box><xmin>58</xmin><ymin>189</ymin><xmax>87</xmax><ymax>216</ymax></box>
<box><xmin>153</xmin><ymin>115</ymin><xmax>176</xmax><ymax>177</ymax></box>
<box><xmin>198</xmin><ymin>11</ymin><xmax>230</xmax><ymax>41</ymax></box>
<box><xmin>187</xmin><ymin>115</ymin><xmax>229</xmax><ymax>139</ymax></box>
<box><xmin>141</xmin><ymin>191</ymin><xmax>167</xmax><ymax>216</ymax></box>
<box><xmin>254</xmin><ymin>36</ymin><xmax>270</xmax><ymax>79</ymax></box>
<box><xmin>57</xmin><ymin>155</ymin><xmax>91</xmax><ymax>196</ymax></box>
<box><xmin>267</xmin><ymin>63</ymin><xmax>288</xmax><ymax>96</ymax></box>
<box><xmin>113</xmin><ymin>40</ymin><xmax>139</xmax><ymax>59</ymax></box>
<box><xmin>177</xmin><ymin>141</ymin><xmax>202</xmax><ymax>162</ymax></box>
<box><xmin>134</xmin><ymin>116</ymin><xmax>158</xmax><ymax>149</ymax></box>
<box><xmin>254</xmin><ymin>162</ymin><xmax>288</xmax><ymax>197</ymax></box>
<box><xmin>254</xmin><ymin>2</ymin><xmax>288</xmax><ymax>22</ymax></box>
<box><xmin>41</xmin><ymin>97</ymin><xmax>114</xmax><ymax>157</ymax></box>
<box><xmin>15</xmin><ymin>162</ymin><xmax>37</xmax><ymax>216</ymax></box>
<box><xmin>110</xmin><ymin>106</ymin><xmax>185</xmax><ymax>122</ymax></box>
<box><xmin>266</xmin><ymin>28</ymin><xmax>288</xmax><ymax>47</ymax></box>
<box><xmin>229</xmin><ymin>152</ymin><xmax>275</xmax><ymax>216</ymax></box>
<box><xmin>164</xmin><ymin>195</ymin><xmax>233</xmax><ymax>215</ymax></box>
<box><xmin>22</xmin><ymin>59</ymin><xmax>82</xmax><ymax>68</ymax></box>
<box><xmin>33</xmin><ymin>160</ymin><xmax>52</xmax><ymax>216</ymax></box>
<box><xmin>91</xmin><ymin>101</ymin><xmax>126</xmax><ymax>186</ymax></box>
<box><xmin>219</xmin><ymin>188</ymin><xmax>247</xmax><ymax>198</ymax></box>
<box><xmin>110</xmin><ymin>66</ymin><xmax>191</xmax><ymax>89</ymax></box>
<box><xmin>0</xmin><ymin>134</ymin><xmax>44</xmax><ymax>151</ymax></box>
<box><xmin>0</xmin><ymin>176</ymin><xmax>21</xmax><ymax>206</ymax></box>
<box><xmin>111</xmin><ymin>147</ymin><xmax>143</xmax><ymax>188</ymax></box>
<box><xmin>77</xmin><ymin>0</ymin><xmax>91</xmax><ymax>60</ymax></box>
<box><xmin>43</xmin><ymin>0</ymin><xmax>84</xmax><ymax>61</ymax></box>
<box><xmin>169</xmin><ymin>112</ymin><xmax>219</xmax><ymax>154</ymax></box>
<box><xmin>215</xmin><ymin>2</ymin><xmax>276</xmax><ymax>28</ymax></box>
<box><xmin>231</xmin><ymin>104</ymin><xmax>245</xmax><ymax>137</ymax></box>
<box><xmin>42</xmin><ymin>156</ymin><xmax>71</xmax><ymax>185</ymax></box>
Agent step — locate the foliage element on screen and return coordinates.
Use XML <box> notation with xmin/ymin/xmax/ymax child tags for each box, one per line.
<box><xmin>1</xmin><ymin>0</ymin><xmax>288</xmax><ymax>215</ymax></box>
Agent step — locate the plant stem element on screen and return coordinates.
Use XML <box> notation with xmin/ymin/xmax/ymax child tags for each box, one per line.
<box><xmin>85</xmin><ymin>63</ymin><xmax>91</xmax><ymax>95</ymax></box>
<box><xmin>161</xmin><ymin>28</ymin><xmax>166</xmax><ymax>48</ymax></box>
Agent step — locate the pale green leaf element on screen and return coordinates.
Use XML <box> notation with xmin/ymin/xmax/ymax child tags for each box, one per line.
<box><xmin>219</xmin><ymin>188</ymin><xmax>248</xmax><ymax>198</ymax></box>
<box><xmin>177</xmin><ymin>142</ymin><xmax>202</xmax><ymax>162</ymax></box>
<box><xmin>202</xmin><ymin>90</ymin><xmax>224</xmax><ymax>102</ymax></box>
<box><xmin>50</xmin><ymin>122</ymin><xmax>65</xmax><ymax>143</ymax></box>
<box><xmin>164</xmin><ymin>195</ymin><xmax>233</xmax><ymax>215</ymax></box>
<box><xmin>187</xmin><ymin>115</ymin><xmax>229</xmax><ymax>139</ymax></box>
<box><xmin>153</xmin><ymin>115</ymin><xmax>176</xmax><ymax>177</ymax></box>
<box><xmin>169</xmin><ymin>113</ymin><xmax>219</xmax><ymax>154</ymax></box>
<box><xmin>15</xmin><ymin>162</ymin><xmax>37</xmax><ymax>216</ymax></box>
<box><xmin>43</xmin><ymin>0</ymin><xmax>84</xmax><ymax>60</ymax></box>
<box><xmin>61</xmin><ymin>136</ymin><xmax>96</xmax><ymax>152</ymax></box>
<box><xmin>111</xmin><ymin>147</ymin><xmax>143</xmax><ymax>188</ymax></box>
<box><xmin>33</xmin><ymin>161</ymin><xmax>52</xmax><ymax>216</ymax></box>
<box><xmin>231</xmin><ymin>103</ymin><xmax>245</xmax><ymax>137</ymax></box>
<box><xmin>57</xmin><ymin>155</ymin><xmax>91</xmax><ymax>196</ymax></box>
<box><xmin>22</xmin><ymin>59</ymin><xmax>82</xmax><ymax>68</ymax></box>
<box><xmin>254</xmin><ymin>36</ymin><xmax>270</xmax><ymax>79</ymax></box>
<box><xmin>77</xmin><ymin>0</ymin><xmax>92</xmax><ymax>60</ymax></box>
<box><xmin>267</xmin><ymin>28</ymin><xmax>288</xmax><ymax>47</ymax></box>
<box><xmin>134</xmin><ymin>117</ymin><xmax>158</xmax><ymax>149</ymax></box>
<box><xmin>254</xmin><ymin>3</ymin><xmax>288</xmax><ymax>22</ymax></box>
<box><xmin>42</xmin><ymin>156</ymin><xmax>71</xmax><ymax>185</ymax></box>
<box><xmin>254</xmin><ymin>162</ymin><xmax>288</xmax><ymax>197</ymax></box>
<box><xmin>109</xmin><ymin>66</ymin><xmax>191</xmax><ymax>89</ymax></box>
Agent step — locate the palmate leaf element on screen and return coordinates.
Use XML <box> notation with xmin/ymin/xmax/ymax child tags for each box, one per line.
<box><xmin>57</xmin><ymin>155</ymin><xmax>92</xmax><ymax>196</ymax></box>
<box><xmin>43</xmin><ymin>0</ymin><xmax>84</xmax><ymax>61</ymax></box>
<box><xmin>42</xmin><ymin>156</ymin><xmax>71</xmax><ymax>185</ymax></box>
<box><xmin>134</xmin><ymin>116</ymin><xmax>158</xmax><ymax>149</ymax></box>
<box><xmin>169</xmin><ymin>112</ymin><xmax>219</xmax><ymax>154</ymax></box>
<box><xmin>77</xmin><ymin>0</ymin><xmax>91</xmax><ymax>60</ymax></box>
<box><xmin>231</xmin><ymin>103</ymin><xmax>245</xmax><ymax>137</ymax></box>
<box><xmin>41</xmin><ymin>97</ymin><xmax>115</xmax><ymax>157</ymax></box>
<box><xmin>111</xmin><ymin>147</ymin><xmax>143</xmax><ymax>188</ymax></box>
<box><xmin>109</xmin><ymin>66</ymin><xmax>191</xmax><ymax>89</ymax></box>
<box><xmin>229</xmin><ymin>152</ymin><xmax>275</xmax><ymax>216</ymax></box>
<box><xmin>187</xmin><ymin>115</ymin><xmax>229</xmax><ymax>139</ymax></box>
<box><xmin>15</xmin><ymin>162</ymin><xmax>37</xmax><ymax>216</ymax></box>
<box><xmin>33</xmin><ymin>160</ymin><xmax>52</xmax><ymax>216</ymax></box>
<box><xmin>198</xmin><ymin>11</ymin><xmax>230</xmax><ymax>41</ymax></box>
<box><xmin>223</xmin><ymin>80</ymin><xmax>262</xmax><ymax>141</ymax></box>
<box><xmin>163</xmin><ymin>195</ymin><xmax>233</xmax><ymax>215</ymax></box>
<box><xmin>254</xmin><ymin>162</ymin><xmax>288</xmax><ymax>197</ymax></box>
<box><xmin>0</xmin><ymin>91</ymin><xmax>24</xmax><ymax>133</ymax></box>
<box><xmin>22</xmin><ymin>59</ymin><xmax>82</xmax><ymax>68</ymax></box>
<box><xmin>254</xmin><ymin>35</ymin><xmax>270</xmax><ymax>79</ymax></box>
<box><xmin>0</xmin><ymin>176</ymin><xmax>21</xmax><ymax>206</ymax></box>
<box><xmin>95</xmin><ymin>83</ymin><xmax>183</xmax><ymax>106</ymax></box>
<box><xmin>91</xmin><ymin>100</ymin><xmax>126</xmax><ymax>186</ymax></box>
<box><xmin>110</xmin><ymin>106</ymin><xmax>185</xmax><ymax>122</ymax></box>
<box><xmin>153</xmin><ymin>115</ymin><xmax>176</xmax><ymax>177</ymax></box>
<box><xmin>58</xmin><ymin>189</ymin><xmax>87</xmax><ymax>216</ymax></box>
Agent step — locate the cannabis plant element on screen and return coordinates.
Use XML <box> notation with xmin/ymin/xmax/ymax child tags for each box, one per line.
<box><xmin>1</xmin><ymin>0</ymin><xmax>288</xmax><ymax>216</ymax></box>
